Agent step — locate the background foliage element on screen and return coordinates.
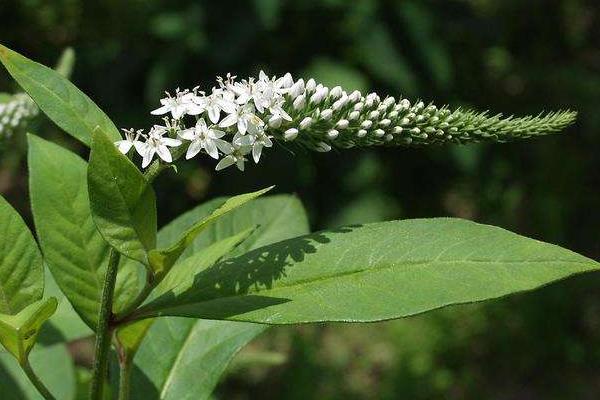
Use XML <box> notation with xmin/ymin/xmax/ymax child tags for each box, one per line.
<box><xmin>0</xmin><ymin>0</ymin><xmax>599</xmax><ymax>399</ymax></box>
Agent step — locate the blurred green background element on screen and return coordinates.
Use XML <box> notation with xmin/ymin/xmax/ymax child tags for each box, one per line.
<box><xmin>1</xmin><ymin>0</ymin><xmax>599</xmax><ymax>399</ymax></box>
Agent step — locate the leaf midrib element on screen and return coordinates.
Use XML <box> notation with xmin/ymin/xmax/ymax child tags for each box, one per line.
<box><xmin>1</xmin><ymin>50</ymin><xmax>114</xmax><ymax>144</ymax></box>
<box><xmin>147</xmin><ymin>257</ymin><xmax>595</xmax><ymax>314</ymax></box>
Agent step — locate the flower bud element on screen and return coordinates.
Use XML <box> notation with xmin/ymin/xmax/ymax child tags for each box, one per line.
<box><xmin>379</xmin><ymin>118</ymin><xmax>391</xmax><ymax>127</ymax></box>
<box><xmin>336</xmin><ymin>119</ymin><xmax>349</xmax><ymax>129</ymax></box>
<box><xmin>327</xmin><ymin>129</ymin><xmax>339</xmax><ymax>139</ymax></box>
<box><xmin>269</xmin><ymin>115</ymin><xmax>282</xmax><ymax>128</ymax></box>
<box><xmin>383</xmin><ymin>97</ymin><xmax>395</xmax><ymax>107</ymax></box>
<box><xmin>361</xmin><ymin>120</ymin><xmax>373</xmax><ymax>129</ymax></box>
<box><xmin>369</xmin><ymin>110</ymin><xmax>380</xmax><ymax>119</ymax></box>
<box><xmin>306</xmin><ymin>78</ymin><xmax>316</xmax><ymax>92</ymax></box>
<box><xmin>315</xmin><ymin>141</ymin><xmax>332</xmax><ymax>152</ymax></box>
<box><xmin>330</xmin><ymin>86</ymin><xmax>343</xmax><ymax>99</ymax></box>
<box><xmin>299</xmin><ymin>117</ymin><xmax>313</xmax><ymax>129</ymax></box>
<box><xmin>349</xmin><ymin>110</ymin><xmax>360</xmax><ymax>120</ymax></box>
<box><xmin>284</xmin><ymin>128</ymin><xmax>299</xmax><ymax>141</ymax></box>
<box><xmin>348</xmin><ymin>90</ymin><xmax>361</xmax><ymax>103</ymax></box>
<box><xmin>289</xmin><ymin>79</ymin><xmax>305</xmax><ymax>98</ymax></box>
<box><xmin>293</xmin><ymin>94</ymin><xmax>306</xmax><ymax>110</ymax></box>
<box><xmin>393</xmin><ymin>126</ymin><xmax>403</xmax><ymax>134</ymax></box>
<box><xmin>354</xmin><ymin>102</ymin><xmax>364</xmax><ymax>111</ymax></box>
<box><xmin>385</xmin><ymin>134</ymin><xmax>394</xmax><ymax>141</ymax></box>
<box><xmin>320</xmin><ymin>108</ymin><xmax>333</xmax><ymax>120</ymax></box>
<box><xmin>332</xmin><ymin>95</ymin><xmax>348</xmax><ymax>111</ymax></box>
<box><xmin>374</xmin><ymin>129</ymin><xmax>385</xmax><ymax>137</ymax></box>
<box><xmin>357</xmin><ymin>129</ymin><xmax>367</xmax><ymax>138</ymax></box>
<box><xmin>281</xmin><ymin>73</ymin><xmax>294</xmax><ymax>88</ymax></box>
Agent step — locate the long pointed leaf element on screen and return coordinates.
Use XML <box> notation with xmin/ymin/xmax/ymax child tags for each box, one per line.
<box><xmin>136</xmin><ymin>218</ymin><xmax>600</xmax><ymax>324</ymax></box>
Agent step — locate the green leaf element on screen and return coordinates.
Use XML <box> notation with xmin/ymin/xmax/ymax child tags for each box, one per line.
<box><xmin>0</xmin><ymin>343</ymin><xmax>76</xmax><ymax>400</ymax></box>
<box><xmin>146</xmin><ymin>227</ymin><xmax>257</xmax><ymax>305</ymax></box>
<box><xmin>147</xmin><ymin>186</ymin><xmax>273</xmax><ymax>277</ymax></box>
<box><xmin>0</xmin><ymin>298</ymin><xmax>57</xmax><ymax>364</ymax></box>
<box><xmin>157</xmin><ymin>194</ymin><xmax>309</xmax><ymax>258</ymax></box>
<box><xmin>136</xmin><ymin>218</ymin><xmax>600</xmax><ymax>324</ymax></box>
<box><xmin>130</xmin><ymin>194</ymin><xmax>309</xmax><ymax>400</ymax></box>
<box><xmin>0</xmin><ymin>44</ymin><xmax>119</xmax><ymax>145</ymax></box>
<box><xmin>39</xmin><ymin>269</ymin><xmax>92</xmax><ymax>344</ymax></box>
<box><xmin>88</xmin><ymin>128</ymin><xmax>157</xmax><ymax>264</ymax></box>
<box><xmin>28</xmin><ymin>134</ymin><xmax>142</xmax><ymax>329</ymax></box>
<box><xmin>131</xmin><ymin>318</ymin><xmax>265</xmax><ymax>400</ymax></box>
<box><xmin>115</xmin><ymin>319</ymin><xmax>154</xmax><ymax>356</ymax></box>
<box><xmin>0</xmin><ymin>195</ymin><xmax>43</xmax><ymax>315</ymax></box>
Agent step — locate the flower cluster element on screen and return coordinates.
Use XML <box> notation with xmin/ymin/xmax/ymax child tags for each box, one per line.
<box><xmin>0</xmin><ymin>94</ymin><xmax>38</xmax><ymax>141</ymax></box>
<box><xmin>119</xmin><ymin>72</ymin><xmax>576</xmax><ymax>171</ymax></box>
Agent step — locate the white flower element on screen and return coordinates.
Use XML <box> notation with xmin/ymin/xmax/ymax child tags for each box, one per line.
<box><xmin>233</xmin><ymin>123</ymin><xmax>273</xmax><ymax>163</ymax></box>
<box><xmin>151</xmin><ymin>89</ymin><xmax>194</xmax><ymax>119</ymax></box>
<box><xmin>219</xmin><ymin>103</ymin><xmax>263</xmax><ymax>135</ymax></box>
<box><xmin>135</xmin><ymin>127</ymin><xmax>182</xmax><ymax>168</ymax></box>
<box><xmin>115</xmin><ymin>128</ymin><xmax>143</xmax><ymax>154</ymax></box>
<box><xmin>195</xmin><ymin>88</ymin><xmax>237</xmax><ymax>124</ymax></box>
<box><xmin>215</xmin><ymin>142</ymin><xmax>251</xmax><ymax>171</ymax></box>
<box><xmin>179</xmin><ymin>118</ymin><xmax>232</xmax><ymax>160</ymax></box>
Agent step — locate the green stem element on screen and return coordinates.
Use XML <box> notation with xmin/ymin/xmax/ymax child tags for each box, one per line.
<box><xmin>90</xmin><ymin>249</ymin><xmax>121</xmax><ymax>400</ymax></box>
<box><xmin>21</xmin><ymin>360</ymin><xmax>57</xmax><ymax>400</ymax></box>
<box><xmin>117</xmin><ymin>352</ymin><xmax>133</xmax><ymax>400</ymax></box>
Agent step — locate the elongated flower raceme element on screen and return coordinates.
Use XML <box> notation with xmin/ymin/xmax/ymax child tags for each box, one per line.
<box><xmin>0</xmin><ymin>93</ymin><xmax>38</xmax><ymax>141</ymax></box>
<box><xmin>118</xmin><ymin>72</ymin><xmax>577</xmax><ymax>171</ymax></box>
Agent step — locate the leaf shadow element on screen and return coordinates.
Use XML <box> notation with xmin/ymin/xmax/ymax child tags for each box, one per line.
<box><xmin>142</xmin><ymin>225</ymin><xmax>361</xmax><ymax>320</ymax></box>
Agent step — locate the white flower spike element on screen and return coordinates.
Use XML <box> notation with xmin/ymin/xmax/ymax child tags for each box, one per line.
<box><xmin>118</xmin><ymin>71</ymin><xmax>576</xmax><ymax>171</ymax></box>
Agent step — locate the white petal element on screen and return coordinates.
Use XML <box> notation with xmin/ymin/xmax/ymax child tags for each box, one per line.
<box><xmin>134</xmin><ymin>141</ymin><xmax>148</xmax><ymax>157</ymax></box>
<box><xmin>235</xmin><ymin>135</ymin><xmax>254</xmax><ymax>146</ymax></box>
<box><xmin>186</xmin><ymin>140</ymin><xmax>202</xmax><ymax>159</ymax></box>
<box><xmin>252</xmin><ymin>143</ymin><xmax>263</xmax><ymax>163</ymax></box>
<box><xmin>214</xmin><ymin>139</ymin><xmax>234</xmax><ymax>154</ymax></box>
<box><xmin>142</xmin><ymin>149</ymin><xmax>155</xmax><ymax>168</ymax></box>
<box><xmin>178</xmin><ymin>128</ymin><xmax>197</xmax><ymax>140</ymax></box>
<box><xmin>219</xmin><ymin>113</ymin><xmax>238</xmax><ymax>128</ymax></box>
<box><xmin>186</xmin><ymin>103</ymin><xmax>205</xmax><ymax>115</ymax></box>
<box><xmin>151</xmin><ymin>105</ymin><xmax>170</xmax><ymax>115</ymax></box>
<box><xmin>209</xmin><ymin>129</ymin><xmax>226</xmax><ymax>139</ymax></box>
<box><xmin>215</xmin><ymin>155</ymin><xmax>235</xmax><ymax>171</ymax></box>
<box><xmin>156</xmin><ymin>145</ymin><xmax>172</xmax><ymax>163</ymax></box>
<box><xmin>208</xmin><ymin>107</ymin><xmax>220</xmax><ymax>124</ymax></box>
<box><xmin>115</xmin><ymin>140</ymin><xmax>133</xmax><ymax>154</ymax></box>
<box><xmin>237</xmin><ymin>117</ymin><xmax>248</xmax><ymax>134</ymax></box>
<box><xmin>204</xmin><ymin>139</ymin><xmax>219</xmax><ymax>159</ymax></box>
<box><xmin>218</xmin><ymin>98</ymin><xmax>236</xmax><ymax>114</ymax></box>
<box><xmin>162</xmin><ymin>137</ymin><xmax>182</xmax><ymax>147</ymax></box>
<box><xmin>171</xmin><ymin>106</ymin><xmax>186</xmax><ymax>119</ymax></box>
<box><xmin>236</xmin><ymin>159</ymin><xmax>245</xmax><ymax>171</ymax></box>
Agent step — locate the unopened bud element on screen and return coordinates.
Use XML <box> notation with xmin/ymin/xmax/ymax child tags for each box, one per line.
<box><xmin>269</xmin><ymin>115</ymin><xmax>282</xmax><ymax>128</ymax></box>
<box><xmin>327</xmin><ymin>129</ymin><xmax>339</xmax><ymax>139</ymax></box>
<box><xmin>299</xmin><ymin>117</ymin><xmax>313</xmax><ymax>129</ymax></box>
<box><xmin>284</xmin><ymin>128</ymin><xmax>298</xmax><ymax>141</ymax></box>
<box><xmin>293</xmin><ymin>94</ymin><xmax>306</xmax><ymax>110</ymax></box>
<box><xmin>320</xmin><ymin>109</ymin><xmax>333</xmax><ymax>120</ymax></box>
<box><xmin>336</xmin><ymin>119</ymin><xmax>349</xmax><ymax>129</ymax></box>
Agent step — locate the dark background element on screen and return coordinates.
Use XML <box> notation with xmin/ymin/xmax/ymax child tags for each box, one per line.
<box><xmin>1</xmin><ymin>1</ymin><xmax>599</xmax><ymax>399</ymax></box>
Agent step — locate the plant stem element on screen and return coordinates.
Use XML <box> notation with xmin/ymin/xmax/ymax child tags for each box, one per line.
<box><xmin>143</xmin><ymin>159</ymin><xmax>167</xmax><ymax>183</ymax></box>
<box><xmin>90</xmin><ymin>249</ymin><xmax>120</xmax><ymax>400</ymax></box>
<box><xmin>21</xmin><ymin>360</ymin><xmax>57</xmax><ymax>400</ymax></box>
<box><xmin>117</xmin><ymin>352</ymin><xmax>133</xmax><ymax>400</ymax></box>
